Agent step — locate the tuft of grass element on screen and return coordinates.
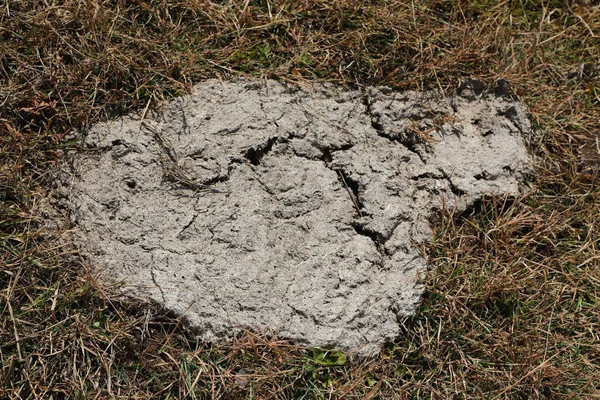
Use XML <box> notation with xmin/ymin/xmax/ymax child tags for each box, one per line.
<box><xmin>1</xmin><ymin>0</ymin><xmax>599</xmax><ymax>398</ymax></box>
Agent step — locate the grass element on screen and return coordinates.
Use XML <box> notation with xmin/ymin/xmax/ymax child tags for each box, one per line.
<box><xmin>1</xmin><ymin>0</ymin><xmax>599</xmax><ymax>398</ymax></box>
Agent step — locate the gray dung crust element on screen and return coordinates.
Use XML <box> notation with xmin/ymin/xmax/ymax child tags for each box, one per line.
<box><xmin>54</xmin><ymin>79</ymin><xmax>532</xmax><ymax>355</ymax></box>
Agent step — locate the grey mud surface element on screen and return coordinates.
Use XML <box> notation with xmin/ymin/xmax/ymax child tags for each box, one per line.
<box><xmin>50</xmin><ymin>79</ymin><xmax>533</xmax><ymax>355</ymax></box>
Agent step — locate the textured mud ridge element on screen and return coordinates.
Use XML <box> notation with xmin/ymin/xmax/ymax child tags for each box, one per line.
<box><xmin>54</xmin><ymin>79</ymin><xmax>532</xmax><ymax>355</ymax></box>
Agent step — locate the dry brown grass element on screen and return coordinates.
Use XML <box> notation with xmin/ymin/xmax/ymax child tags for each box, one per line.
<box><xmin>1</xmin><ymin>0</ymin><xmax>599</xmax><ymax>398</ymax></box>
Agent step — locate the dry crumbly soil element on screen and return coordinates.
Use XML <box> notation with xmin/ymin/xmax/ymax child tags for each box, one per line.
<box><xmin>54</xmin><ymin>78</ymin><xmax>532</xmax><ymax>355</ymax></box>
<box><xmin>1</xmin><ymin>1</ymin><xmax>599</xmax><ymax>399</ymax></box>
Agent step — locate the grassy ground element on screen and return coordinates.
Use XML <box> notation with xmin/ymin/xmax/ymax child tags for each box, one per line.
<box><xmin>1</xmin><ymin>0</ymin><xmax>599</xmax><ymax>398</ymax></box>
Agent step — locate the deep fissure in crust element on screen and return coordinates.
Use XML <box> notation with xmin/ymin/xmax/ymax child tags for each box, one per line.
<box><xmin>362</xmin><ymin>95</ymin><xmax>428</xmax><ymax>163</ymax></box>
<box><xmin>243</xmin><ymin>136</ymin><xmax>281</xmax><ymax>165</ymax></box>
